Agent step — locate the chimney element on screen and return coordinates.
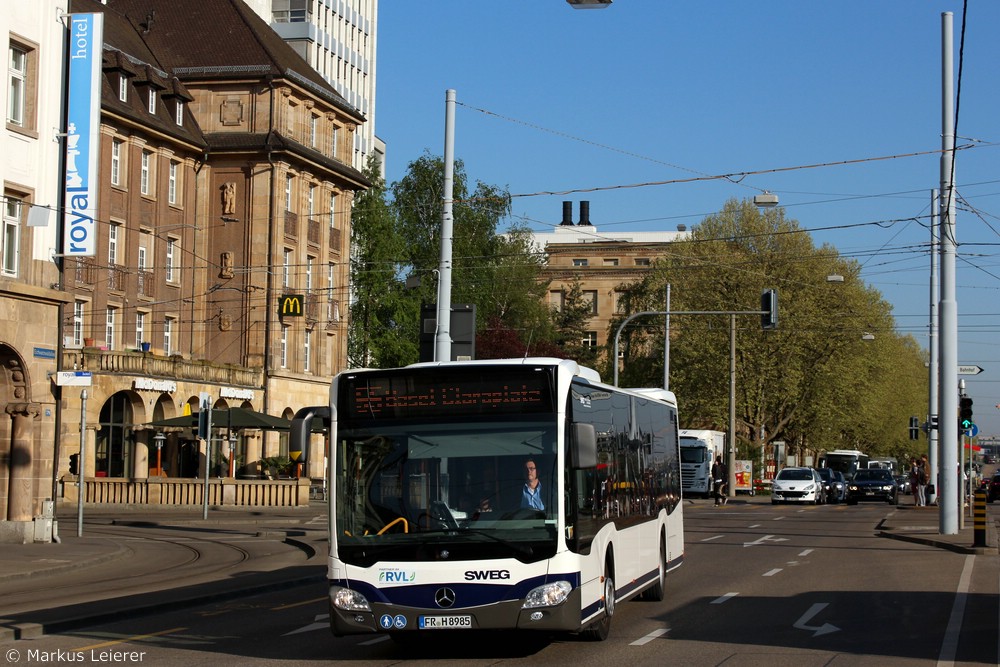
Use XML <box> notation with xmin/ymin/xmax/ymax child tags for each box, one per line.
<box><xmin>578</xmin><ymin>201</ymin><xmax>592</xmax><ymax>226</ymax></box>
<box><xmin>560</xmin><ymin>201</ymin><xmax>574</xmax><ymax>226</ymax></box>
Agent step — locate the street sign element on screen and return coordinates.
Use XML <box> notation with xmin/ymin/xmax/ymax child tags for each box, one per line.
<box><xmin>958</xmin><ymin>365</ymin><xmax>984</xmax><ymax>375</ymax></box>
<box><xmin>966</xmin><ymin>423</ymin><xmax>979</xmax><ymax>438</ymax></box>
<box><xmin>53</xmin><ymin>371</ymin><xmax>93</xmax><ymax>387</ymax></box>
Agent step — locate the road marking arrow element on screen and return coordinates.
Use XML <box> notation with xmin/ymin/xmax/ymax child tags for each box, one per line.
<box><xmin>284</xmin><ymin>613</ymin><xmax>329</xmax><ymax>636</ymax></box>
<box><xmin>743</xmin><ymin>534</ymin><xmax>789</xmax><ymax>547</ymax></box>
<box><xmin>793</xmin><ymin>603</ymin><xmax>840</xmax><ymax>637</ymax></box>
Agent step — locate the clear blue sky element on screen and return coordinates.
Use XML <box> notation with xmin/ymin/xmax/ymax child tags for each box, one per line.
<box><xmin>375</xmin><ymin>1</ymin><xmax>1000</xmax><ymax>438</ymax></box>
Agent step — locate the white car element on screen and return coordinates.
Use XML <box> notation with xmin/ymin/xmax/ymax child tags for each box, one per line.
<box><xmin>771</xmin><ymin>467</ymin><xmax>824</xmax><ymax>505</ymax></box>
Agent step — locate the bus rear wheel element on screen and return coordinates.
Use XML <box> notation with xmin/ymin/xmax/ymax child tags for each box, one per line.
<box><xmin>640</xmin><ymin>534</ymin><xmax>666</xmax><ymax>602</ymax></box>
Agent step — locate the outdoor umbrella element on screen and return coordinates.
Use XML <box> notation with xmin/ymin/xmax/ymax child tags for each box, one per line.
<box><xmin>146</xmin><ymin>406</ymin><xmax>292</xmax><ymax>431</ymax></box>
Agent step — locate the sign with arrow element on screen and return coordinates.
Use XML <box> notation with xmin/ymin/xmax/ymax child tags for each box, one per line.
<box><xmin>958</xmin><ymin>365</ymin><xmax>984</xmax><ymax>375</ymax></box>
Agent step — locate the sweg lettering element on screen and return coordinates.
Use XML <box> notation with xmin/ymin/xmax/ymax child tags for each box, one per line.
<box><xmin>464</xmin><ymin>569</ymin><xmax>511</xmax><ymax>581</ymax></box>
<box><xmin>378</xmin><ymin>571</ymin><xmax>416</xmax><ymax>583</ymax></box>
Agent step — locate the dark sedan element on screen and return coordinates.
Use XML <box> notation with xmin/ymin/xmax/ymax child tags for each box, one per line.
<box><xmin>988</xmin><ymin>473</ymin><xmax>1000</xmax><ymax>503</ymax></box>
<box><xmin>846</xmin><ymin>468</ymin><xmax>898</xmax><ymax>505</ymax></box>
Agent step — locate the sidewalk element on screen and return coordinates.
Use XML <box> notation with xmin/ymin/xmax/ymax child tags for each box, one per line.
<box><xmin>878</xmin><ymin>502</ymin><xmax>997</xmax><ymax>555</ymax></box>
<box><xmin>0</xmin><ymin>503</ymin><xmax>330</xmax><ymax>642</ymax></box>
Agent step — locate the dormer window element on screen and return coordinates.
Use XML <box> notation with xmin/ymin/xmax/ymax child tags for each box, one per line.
<box><xmin>147</xmin><ymin>88</ymin><xmax>156</xmax><ymax>114</ymax></box>
<box><xmin>118</xmin><ymin>74</ymin><xmax>128</xmax><ymax>102</ymax></box>
<box><xmin>174</xmin><ymin>101</ymin><xmax>183</xmax><ymax>126</ymax></box>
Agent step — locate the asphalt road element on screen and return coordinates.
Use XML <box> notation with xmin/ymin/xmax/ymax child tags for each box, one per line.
<box><xmin>4</xmin><ymin>500</ymin><xmax>996</xmax><ymax>666</ymax></box>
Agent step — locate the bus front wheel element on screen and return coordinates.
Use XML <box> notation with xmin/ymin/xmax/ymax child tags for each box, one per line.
<box><xmin>583</xmin><ymin>565</ymin><xmax>615</xmax><ymax>641</ymax></box>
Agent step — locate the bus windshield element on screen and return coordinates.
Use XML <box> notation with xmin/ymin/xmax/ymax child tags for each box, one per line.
<box><xmin>334</xmin><ymin>365</ymin><xmax>561</xmax><ymax>566</ymax></box>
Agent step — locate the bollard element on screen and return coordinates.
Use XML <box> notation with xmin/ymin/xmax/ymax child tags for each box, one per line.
<box><xmin>973</xmin><ymin>490</ymin><xmax>987</xmax><ymax>548</ymax></box>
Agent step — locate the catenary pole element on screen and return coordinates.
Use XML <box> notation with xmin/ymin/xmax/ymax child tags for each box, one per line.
<box><xmin>938</xmin><ymin>12</ymin><xmax>958</xmax><ymax>534</ymax></box>
<box><xmin>435</xmin><ymin>89</ymin><xmax>456</xmax><ymax>362</ymax></box>
<box><xmin>928</xmin><ymin>190</ymin><xmax>939</xmax><ymax>506</ymax></box>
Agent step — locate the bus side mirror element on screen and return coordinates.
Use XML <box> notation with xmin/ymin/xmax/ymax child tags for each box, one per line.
<box><xmin>289</xmin><ymin>405</ymin><xmax>331</xmax><ymax>464</ymax></box>
<box><xmin>569</xmin><ymin>423</ymin><xmax>597</xmax><ymax>469</ymax></box>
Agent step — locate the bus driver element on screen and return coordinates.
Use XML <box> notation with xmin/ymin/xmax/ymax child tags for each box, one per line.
<box><xmin>521</xmin><ymin>459</ymin><xmax>544</xmax><ymax>510</ymax></box>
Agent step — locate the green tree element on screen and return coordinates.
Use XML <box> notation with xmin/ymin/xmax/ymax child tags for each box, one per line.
<box><xmin>608</xmin><ymin>198</ymin><xmax>927</xmax><ymax>461</ymax></box>
<box><xmin>348</xmin><ymin>155</ymin><xmax>415</xmax><ymax>367</ymax></box>
<box><xmin>552</xmin><ymin>277</ymin><xmax>598</xmax><ymax>367</ymax></box>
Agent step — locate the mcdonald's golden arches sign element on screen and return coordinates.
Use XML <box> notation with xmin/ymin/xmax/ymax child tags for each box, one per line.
<box><xmin>278</xmin><ymin>294</ymin><xmax>304</xmax><ymax>317</ymax></box>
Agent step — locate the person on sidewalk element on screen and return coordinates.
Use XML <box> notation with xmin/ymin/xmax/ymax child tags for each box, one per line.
<box><xmin>916</xmin><ymin>455</ymin><xmax>929</xmax><ymax>506</ymax></box>
<box><xmin>908</xmin><ymin>458</ymin><xmax>921</xmax><ymax>506</ymax></box>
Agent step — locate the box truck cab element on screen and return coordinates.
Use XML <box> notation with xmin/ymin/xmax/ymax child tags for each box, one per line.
<box><xmin>679</xmin><ymin>429</ymin><xmax>726</xmax><ymax>498</ymax></box>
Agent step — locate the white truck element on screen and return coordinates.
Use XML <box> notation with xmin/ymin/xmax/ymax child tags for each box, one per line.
<box><xmin>679</xmin><ymin>429</ymin><xmax>726</xmax><ymax>498</ymax></box>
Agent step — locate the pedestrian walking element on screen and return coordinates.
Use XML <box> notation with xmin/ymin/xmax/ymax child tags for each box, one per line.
<box><xmin>712</xmin><ymin>456</ymin><xmax>728</xmax><ymax>506</ymax></box>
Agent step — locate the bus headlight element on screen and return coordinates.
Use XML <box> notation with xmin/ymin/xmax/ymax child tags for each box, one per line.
<box><xmin>331</xmin><ymin>586</ymin><xmax>371</xmax><ymax>612</ymax></box>
<box><xmin>522</xmin><ymin>581</ymin><xmax>572</xmax><ymax>608</ymax></box>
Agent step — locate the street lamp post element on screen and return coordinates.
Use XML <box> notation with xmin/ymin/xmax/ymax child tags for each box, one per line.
<box><xmin>153</xmin><ymin>432</ymin><xmax>166</xmax><ymax>477</ymax></box>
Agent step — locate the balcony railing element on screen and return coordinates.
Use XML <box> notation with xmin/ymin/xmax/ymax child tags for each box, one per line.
<box><xmin>137</xmin><ymin>269</ymin><xmax>155</xmax><ymax>298</ymax></box>
<box><xmin>63</xmin><ymin>347</ymin><xmax>263</xmax><ymax>387</ymax></box>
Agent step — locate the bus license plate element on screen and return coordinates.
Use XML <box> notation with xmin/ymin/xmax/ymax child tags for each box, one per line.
<box><xmin>419</xmin><ymin>615</ymin><xmax>472</xmax><ymax>629</ymax></box>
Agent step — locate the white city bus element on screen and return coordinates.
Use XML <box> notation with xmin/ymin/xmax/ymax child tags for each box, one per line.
<box><xmin>290</xmin><ymin>357</ymin><xmax>683</xmax><ymax>641</ymax></box>
<box><xmin>818</xmin><ymin>449</ymin><xmax>870</xmax><ymax>481</ymax></box>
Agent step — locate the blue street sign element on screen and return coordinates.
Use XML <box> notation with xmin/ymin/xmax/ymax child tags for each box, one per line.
<box><xmin>966</xmin><ymin>423</ymin><xmax>979</xmax><ymax>438</ymax></box>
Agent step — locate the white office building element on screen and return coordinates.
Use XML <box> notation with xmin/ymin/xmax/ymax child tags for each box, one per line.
<box><xmin>246</xmin><ymin>0</ymin><xmax>383</xmax><ymax>176</ymax></box>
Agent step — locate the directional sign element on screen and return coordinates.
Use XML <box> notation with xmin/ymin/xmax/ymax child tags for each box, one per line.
<box><xmin>958</xmin><ymin>365</ymin><xmax>984</xmax><ymax>375</ymax></box>
<box><xmin>966</xmin><ymin>423</ymin><xmax>979</xmax><ymax>438</ymax></box>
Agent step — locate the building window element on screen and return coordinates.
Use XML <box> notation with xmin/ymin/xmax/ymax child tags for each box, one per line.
<box><xmin>327</xmin><ymin>262</ymin><xmax>336</xmax><ymax>321</ymax></box>
<box><xmin>548</xmin><ymin>290</ymin><xmax>563</xmax><ymax>312</ymax></box>
<box><xmin>285</xmin><ymin>174</ymin><xmax>294</xmax><ymax>211</ymax></box>
<box><xmin>147</xmin><ymin>88</ymin><xmax>156</xmax><ymax>114</ymax></box>
<box><xmin>308</xmin><ymin>185</ymin><xmax>316</xmax><ymax>217</ymax></box>
<box><xmin>583</xmin><ymin>290</ymin><xmax>598</xmax><ymax>315</ymax></box>
<box><xmin>163</xmin><ymin>317</ymin><xmax>174</xmax><ymax>356</ymax></box>
<box><xmin>118</xmin><ymin>74</ymin><xmax>128</xmax><ymax>102</ymax></box>
<box><xmin>303</xmin><ymin>329</ymin><xmax>312</xmax><ymax>372</ymax></box>
<box><xmin>110</xmin><ymin>139</ymin><xmax>123</xmax><ymax>187</ymax></box>
<box><xmin>603</xmin><ymin>258</ymin><xmax>619</xmax><ymax>267</ymax></box>
<box><xmin>309</xmin><ymin>114</ymin><xmax>318</xmax><ymax>147</ymax></box>
<box><xmin>73</xmin><ymin>300</ymin><xmax>86</xmax><ymax>346</ymax></box>
<box><xmin>168</xmin><ymin>161</ymin><xmax>178</xmax><ymax>204</ymax></box>
<box><xmin>2</xmin><ymin>196</ymin><xmax>21</xmax><ymax>277</ymax></box>
<box><xmin>331</xmin><ymin>126</ymin><xmax>338</xmax><ymax>158</ymax></box>
<box><xmin>165</xmin><ymin>238</ymin><xmax>177</xmax><ymax>282</ymax></box>
<box><xmin>105</xmin><ymin>307</ymin><xmax>117</xmax><ymax>350</ymax></box>
<box><xmin>135</xmin><ymin>311</ymin><xmax>146</xmax><ymax>349</ymax></box>
<box><xmin>306</xmin><ymin>256</ymin><xmax>314</xmax><ymax>291</ymax></box>
<box><xmin>634</xmin><ymin>257</ymin><xmax>651</xmax><ymax>266</ymax></box>
<box><xmin>283</xmin><ymin>248</ymin><xmax>292</xmax><ymax>288</ymax></box>
<box><xmin>614</xmin><ymin>291</ymin><xmax>626</xmax><ymax>313</ymax></box>
<box><xmin>572</xmin><ymin>258</ymin><xmax>588</xmax><ymax>267</ymax></box>
<box><xmin>140</xmin><ymin>150</ymin><xmax>152</xmax><ymax>196</ymax></box>
<box><xmin>280</xmin><ymin>326</ymin><xmax>288</xmax><ymax>368</ymax></box>
<box><xmin>328</xmin><ymin>192</ymin><xmax>337</xmax><ymax>228</ymax></box>
<box><xmin>273</xmin><ymin>0</ymin><xmax>308</xmax><ymax>23</ymax></box>
<box><xmin>7</xmin><ymin>44</ymin><xmax>28</xmax><ymax>127</ymax></box>
<box><xmin>582</xmin><ymin>332</ymin><xmax>598</xmax><ymax>348</ymax></box>
<box><xmin>175</xmin><ymin>101</ymin><xmax>183</xmax><ymax>126</ymax></box>
<box><xmin>108</xmin><ymin>223</ymin><xmax>120</xmax><ymax>264</ymax></box>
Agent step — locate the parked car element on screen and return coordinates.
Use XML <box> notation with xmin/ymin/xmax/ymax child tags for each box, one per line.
<box><xmin>895</xmin><ymin>474</ymin><xmax>912</xmax><ymax>495</ymax></box>
<box><xmin>815</xmin><ymin>467</ymin><xmax>844</xmax><ymax>504</ymax></box>
<box><xmin>772</xmin><ymin>467</ymin><xmax>824</xmax><ymax>505</ymax></box>
<box><xmin>846</xmin><ymin>468</ymin><xmax>898</xmax><ymax>505</ymax></box>
<box><xmin>988</xmin><ymin>473</ymin><xmax>1000</xmax><ymax>503</ymax></box>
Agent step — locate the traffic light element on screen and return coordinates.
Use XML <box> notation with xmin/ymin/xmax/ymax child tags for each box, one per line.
<box><xmin>761</xmin><ymin>289</ymin><xmax>778</xmax><ymax>330</ymax></box>
<box><xmin>959</xmin><ymin>396</ymin><xmax>974</xmax><ymax>430</ymax></box>
<box><xmin>69</xmin><ymin>453</ymin><xmax>79</xmax><ymax>476</ymax></box>
<box><xmin>909</xmin><ymin>416</ymin><xmax>920</xmax><ymax>441</ymax></box>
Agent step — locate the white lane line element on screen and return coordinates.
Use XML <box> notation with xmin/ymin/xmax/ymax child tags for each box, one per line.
<box><xmin>937</xmin><ymin>554</ymin><xmax>974</xmax><ymax>666</ymax></box>
<box><xmin>701</xmin><ymin>535</ymin><xmax>725</xmax><ymax>542</ymax></box>
<box><xmin>711</xmin><ymin>592</ymin><xmax>739</xmax><ymax>605</ymax></box>
<box><xmin>748</xmin><ymin>524</ymin><xmax>762</xmax><ymax>528</ymax></box>
<box><xmin>630</xmin><ymin>628</ymin><xmax>670</xmax><ymax>645</ymax></box>
<box><xmin>799</xmin><ymin>549</ymin><xmax>814</xmax><ymax>557</ymax></box>
<box><xmin>763</xmin><ymin>568</ymin><xmax>783</xmax><ymax>577</ymax></box>
<box><xmin>773</xmin><ymin>516</ymin><xmax>786</xmax><ymax>521</ymax></box>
